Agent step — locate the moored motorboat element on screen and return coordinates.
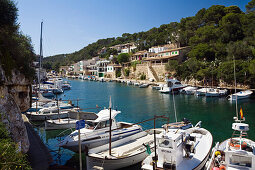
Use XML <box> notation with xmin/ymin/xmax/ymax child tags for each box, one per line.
<box><xmin>139</xmin><ymin>83</ymin><xmax>149</xmax><ymax>88</ymax></box>
<box><xmin>159</xmin><ymin>79</ymin><xmax>186</xmax><ymax>94</ymax></box>
<box><xmin>205</xmin><ymin>88</ymin><xmax>228</xmax><ymax>97</ymax></box>
<box><xmin>86</xmin><ymin>129</ymin><xmax>160</xmax><ymax>170</ymax></box>
<box><xmin>181</xmin><ymin>86</ymin><xmax>198</xmax><ymax>95</ymax></box>
<box><xmin>195</xmin><ymin>88</ymin><xmax>212</xmax><ymax>96</ymax></box>
<box><xmin>59</xmin><ymin>108</ymin><xmax>145</xmax><ymax>152</ymax></box>
<box><xmin>227</xmin><ymin>90</ymin><xmax>253</xmax><ymax>101</ymax></box>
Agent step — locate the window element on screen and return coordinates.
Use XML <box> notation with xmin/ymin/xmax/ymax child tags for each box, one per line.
<box><xmin>230</xmin><ymin>155</ymin><xmax>252</xmax><ymax>167</ymax></box>
<box><xmin>159</xmin><ymin>139</ymin><xmax>172</xmax><ymax>148</ymax></box>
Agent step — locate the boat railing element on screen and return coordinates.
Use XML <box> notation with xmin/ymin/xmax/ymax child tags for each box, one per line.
<box><xmin>206</xmin><ymin>142</ymin><xmax>219</xmax><ymax>170</ymax></box>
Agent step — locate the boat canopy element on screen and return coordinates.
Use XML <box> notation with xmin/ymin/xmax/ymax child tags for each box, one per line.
<box><xmin>94</xmin><ymin>109</ymin><xmax>121</xmax><ymax>122</ymax></box>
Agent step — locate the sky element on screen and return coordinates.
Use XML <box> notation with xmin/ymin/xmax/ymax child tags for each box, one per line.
<box><xmin>17</xmin><ymin>0</ymin><xmax>251</xmax><ymax>57</ymax></box>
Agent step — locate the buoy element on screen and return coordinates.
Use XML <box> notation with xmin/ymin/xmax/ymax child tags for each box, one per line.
<box><xmin>215</xmin><ymin>151</ymin><xmax>221</xmax><ymax>157</ymax></box>
<box><xmin>212</xmin><ymin>167</ymin><xmax>220</xmax><ymax>170</ymax></box>
<box><xmin>219</xmin><ymin>165</ymin><xmax>226</xmax><ymax>170</ymax></box>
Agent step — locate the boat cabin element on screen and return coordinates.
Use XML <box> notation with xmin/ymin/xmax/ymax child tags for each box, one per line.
<box><xmin>157</xmin><ymin>133</ymin><xmax>184</xmax><ymax>169</ymax></box>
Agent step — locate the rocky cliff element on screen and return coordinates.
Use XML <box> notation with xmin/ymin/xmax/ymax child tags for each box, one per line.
<box><xmin>0</xmin><ymin>65</ymin><xmax>31</xmax><ymax>153</ymax></box>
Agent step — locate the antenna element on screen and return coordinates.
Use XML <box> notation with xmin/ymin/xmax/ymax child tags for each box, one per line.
<box><xmin>233</xmin><ymin>55</ymin><xmax>238</xmax><ymax>120</ymax></box>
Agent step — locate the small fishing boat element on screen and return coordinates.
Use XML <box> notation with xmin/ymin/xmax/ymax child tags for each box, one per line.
<box><xmin>227</xmin><ymin>90</ymin><xmax>253</xmax><ymax>101</ymax></box>
<box><xmin>134</xmin><ymin>82</ymin><xmax>140</xmax><ymax>86</ymax></box>
<box><xmin>142</xmin><ymin>121</ymin><xmax>213</xmax><ymax>170</ymax></box>
<box><xmin>152</xmin><ymin>84</ymin><xmax>164</xmax><ymax>90</ymax></box>
<box><xmin>59</xmin><ymin>108</ymin><xmax>145</xmax><ymax>152</ymax></box>
<box><xmin>206</xmin><ymin>113</ymin><xmax>255</xmax><ymax>170</ymax></box>
<box><xmin>205</xmin><ymin>88</ymin><xmax>228</xmax><ymax>97</ymax></box>
<box><xmin>139</xmin><ymin>83</ymin><xmax>149</xmax><ymax>88</ymax></box>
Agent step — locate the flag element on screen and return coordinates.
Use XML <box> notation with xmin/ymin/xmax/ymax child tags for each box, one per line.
<box><xmin>240</xmin><ymin>107</ymin><xmax>243</xmax><ymax>119</ymax></box>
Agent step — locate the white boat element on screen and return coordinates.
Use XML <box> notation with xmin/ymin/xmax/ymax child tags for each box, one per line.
<box><xmin>228</xmin><ymin>90</ymin><xmax>253</xmax><ymax>101</ymax></box>
<box><xmin>28</xmin><ymin>100</ymin><xmax>73</xmax><ymax>112</ymax></box>
<box><xmin>181</xmin><ymin>86</ymin><xmax>198</xmax><ymax>95</ymax></box>
<box><xmin>139</xmin><ymin>83</ymin><xmax>149</xmax><ymax>88</ymax></box>
<box><xmin>195</xmin><ymin>88</ymin><xmax>212</xmax><ymax>96</ymax></box>
<box><xmin>206</xmin><ymin>117</ymin><xmax>255</xmax><ymax>170</ymax></box>
<box><xmin>152</xmin><ymin>84</ymin><xmax>164</xmax><ymax>90</ymax></box>
<box><xmin>159</xmin><ymin>79</ymin><xmax>186</xmax><ymax>93</ymax></box>
<box><xmin>205</xmin><ymin>88</ymin><xmax>228</xmax><ymax>97</ymax></box>
<box><xmin>126</xmin><ymin>80</ymin><xmax>132</xmax><ymax>85</ymax></box>
<box><xmin>86</xmin><ymin>129</ymin><xmax>160</xmax><ymax>170</ymax></box>
<box><xmin>26</xmin><ymin>108</ymin><xmax>77</xmax><ymax>121</ymax></box>
<box><xmin>59</xmin><ymin>108</ymin><xmax>144</xmax><ymax>152</ymax></box>
<box><xmin>142</xmin><ymin>121</ymin><xmax>213</xmax><ymax>170</ymax></box>
<box><xmin>44</xmin><ymin>111</ymin><xmax>98</xmax><ymax>130</ymax></box>
<box><xmin>134</xmin><ymin>82</ymin><xmax>140</xmax><ymax>86</ymax></box>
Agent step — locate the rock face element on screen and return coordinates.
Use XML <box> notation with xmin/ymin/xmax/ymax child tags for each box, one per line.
<box><xmin>0</xmin><ymin>65</ymin><xmax>31</xmax><ymax>153</ymax></box>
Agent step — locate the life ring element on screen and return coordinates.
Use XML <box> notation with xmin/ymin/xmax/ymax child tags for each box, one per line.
<box><xmin>219</xmin><ymin>165</ymin><xmax>226</xmax><ymax>170</ymax></box>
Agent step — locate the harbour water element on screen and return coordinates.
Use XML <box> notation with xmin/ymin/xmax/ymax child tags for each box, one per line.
<box><xmin>35</xmin><ymin>79</ymin><xmax>255</xmax><ymax>168</ymax></box>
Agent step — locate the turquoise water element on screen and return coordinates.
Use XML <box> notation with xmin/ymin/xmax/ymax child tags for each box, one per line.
<box><xmin>35</xmin><ymin>79</ymin><xmax>255</xmax><ymax>168</ymax></box>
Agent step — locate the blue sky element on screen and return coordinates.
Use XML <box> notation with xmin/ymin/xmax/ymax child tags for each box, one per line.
<box><xmin>17</xmin><ymin>0</ymin><xmax>250</xmax><ymax>57</ymax></box>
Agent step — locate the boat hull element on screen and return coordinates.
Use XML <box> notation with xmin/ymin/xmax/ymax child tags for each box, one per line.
<box><xmin>87</xmin><ymin>150</ymin><xmax>149</xmax><ymax>170</ymax></box>
<box><xmin>45</xmin><ymin>120</ymin><xmax>76</xmax><ymax>130</ymax></box>
<box><xmin>26</xmin><ymin>112</ymin><xmax>69</xmax><ymax>121</ymax></box>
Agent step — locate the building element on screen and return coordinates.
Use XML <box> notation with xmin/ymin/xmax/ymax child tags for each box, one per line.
<box><xmin>106</xmin><ymin>64</ymin><xmax>122</xmax><ymax>78</ymax></box>
<box><xmin>110</xmin><ymin>42</ymin><xmax>137</xmax><ymax>54</ymax></box>
<box><xmin>131</xmin><ymin>50</ymin><xmax>149</xmax><ymax>61</ymax></box>
<box><xmin>96</xmin><ymin>60</ymin><xmax>110</xmax><ymax>77</ymax></box>
<box><xmin>143</xmin><ymin>47</ymin><xmax>189</xmax><ymax>64</ymax></box>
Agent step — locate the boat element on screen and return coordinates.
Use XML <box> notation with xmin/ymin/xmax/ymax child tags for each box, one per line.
<box><xmin>205</xmin><ymin>88</ymin><xmax>228</xmax><ymax>97</ymax></box>
<box><xmin>26</xmin><ymin>108</ymin><xmax>77</xmax><ymax>121</ymax></box>
<box><xmin>139</xmin><ymin>83</ymin><xmax>149</xmax><ymax>88</ymax></box>
<box><xmin>28</xmin><ymin>99</ymin><xmax>73</xmax><ymax>112</ymax></box>
<box><xmin>159</xmin><ymin>78</ymin><xmax>186</xmax><ymax>93</ymax></box>
<box><xmin>206</xmin><ymin>115</ymin><xmax>255</xmax><ymax>170</ymax></box>
<box><xmin>134</xmin><ymin>82</ymin><xmax>140</xmax><ymax>86</ymax></box>
<box><xmin>126</xmin><ymin>80</ymin><xmax>132</xmax><ymax>85</ymax></box>
<box><xmin>206</xmin><ymin>56</ymin><xmax>255</xmax><ymax>170</ymax></box>
<box><xmin>44</xmin><ymin>111</ymin><xmax>98</xmax><ymax>130</ymax></box>
<box><xmin>142</xmin><ymin>121</ymin><xmax>213</xmax><ymax>170</ymax></box>
<box><xmin>195</xmin><ymin>88</ymin><xmax>212</xmax><ymax>96</ymax></box>
<box><xmin>180</xmin><ymin>86</ymin><xmax>198</xmax><ymax>95</ymax></box>
<box><xmin>59</xmin><ymin>108</ymin><xmax>145</xmax><ymax>152</ymax></box>
<box><xmin>227</xmin><ymin>90</ymin><xmax>253</xmax><ymax>101</ymax></box>
<box><xmin>152</xmin><ymin>84</ymin><xmax>164</xmax><ymax>90</ymax></box>
<box><xmin>86</xmin><ymin>129</ymin><xmax>161</xmax><ymax>170</ymax></box>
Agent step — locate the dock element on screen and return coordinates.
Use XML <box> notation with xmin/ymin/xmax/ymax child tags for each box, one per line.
<box><xmin>23</xmin><ymin>115</ymin><xmax>53</xmax><ymax>170</ymax></box>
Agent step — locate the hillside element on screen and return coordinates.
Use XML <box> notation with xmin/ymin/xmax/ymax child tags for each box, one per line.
<box><xmin>43</xmin><ymin>1</ymin><xmax>255</xmax><ymax>87</ymax></box>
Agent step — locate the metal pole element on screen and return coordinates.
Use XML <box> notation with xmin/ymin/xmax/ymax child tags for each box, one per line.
<box><xmin>233</xmin><ymin>56</ymin><xmax>238</xmax><ymax>119</ymax></box>
<box><xmin>109</xmin><ymin>103</ymin><xmax>112</xmax><ymax>156</ymax></box>
<box><xmin>153</xmin><ymin>115</ymin><xmax>157</xmax><ymax>170</ymax></box>
<box><xmin>78</xmin><ymin>110</ymin><xmax>82</xmax><ymax>170</ymax></box>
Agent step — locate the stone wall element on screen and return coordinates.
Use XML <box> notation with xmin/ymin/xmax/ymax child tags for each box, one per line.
<box><xmin>152</xmin><ymin>64</ymin><xmax>166</xmax><ymax>81</ymax></box>
<box><xmin>0</xmin><ymin>65</ymin><xmax>31</xmax><ymax>153</ymax></box>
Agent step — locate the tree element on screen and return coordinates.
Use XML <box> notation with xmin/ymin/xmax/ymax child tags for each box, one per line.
<box><xmin>188</xmin><ymin>43</ymin><xmax>215</xmax><ymax>61</ymax></box>
<box><xmin>246</xmin><ymin>0</ymin><xmax>255</xmax><ymax>13</ymax></box>
<box><xmin>165</xmin><ymin>60</ymin><xmax>178</xmax><ymax>72</ymax></box>
<box><xmin>117</xmin><ymin>53</ymin><xmax>130</xmax><ymax>64</ymax></box>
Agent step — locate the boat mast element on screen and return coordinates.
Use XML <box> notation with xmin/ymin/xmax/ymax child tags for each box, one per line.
<box><xmin>233</xmin><ymin>55</ymin><xmax>238</xmax><ymax>120</ymax></box>
<box><xmin>39</xmin><ymin>21</ymin><xmax>43</xmax><ymax>90</ymax></box>
<box><xmin>109</xmin><ymin>96</ymin><xmax>112</xmax><ymax>156</ymax></box>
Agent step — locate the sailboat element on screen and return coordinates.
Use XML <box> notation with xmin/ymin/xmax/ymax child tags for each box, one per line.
<box><xmin>206</xmin><ymin>57</ymin><xmax>255</xmax><ymax>170</ymax></box>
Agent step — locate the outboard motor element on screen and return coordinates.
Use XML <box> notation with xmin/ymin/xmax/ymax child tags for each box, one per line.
<box><xmin>182</xmin><ymin>118</ymin><xmax>190</xmax><ymax>124</ymax></box>
<box><xmin>163</xmin><ymin>162</ymin><xmax>176</xmax><ymax>170</ymax></box>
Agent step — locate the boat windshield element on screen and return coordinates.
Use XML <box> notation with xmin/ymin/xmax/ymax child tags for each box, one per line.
<box><xmin>229</xmin><ymin>154</ymin><xmax>252</xmax><ymax>168</ymax></box>
<box><xmin>85</xmin><ymin>121</ymin><xmax>96</xmax><ymax>129</ymax></box>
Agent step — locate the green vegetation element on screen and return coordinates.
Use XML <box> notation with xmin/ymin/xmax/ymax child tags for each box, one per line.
<box><xmin>0</xmin><ymin>122</ymin><xmax>31</xmax><ymax>169</ymax></box>
<box><xmin>0</xmin><ymin>0</ymin><xmax>35</xmax><ymax>80</ymax></box>
<box><xmin>124</xmin><ymin>68</ymin><xmax>130</xmax><ymax>77</ymax></box>
<box><xmin>117</xmin><ymin>53</ymin><xmax>130</xmax><ymax>64</ymax></box>
<box><xmin>140</xmin><ymin>73</ymin><xmax>146</xmax><ymax>80</ymax></box>
<box><xmin>45</xmin><ymin>0</ymin><xmax>255</xmax><ymax>87</ymax></box>
<box><xmin>116</xmin><ymin>69</ymin><xmax>121</xmax><ymax>78</ymax></box>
